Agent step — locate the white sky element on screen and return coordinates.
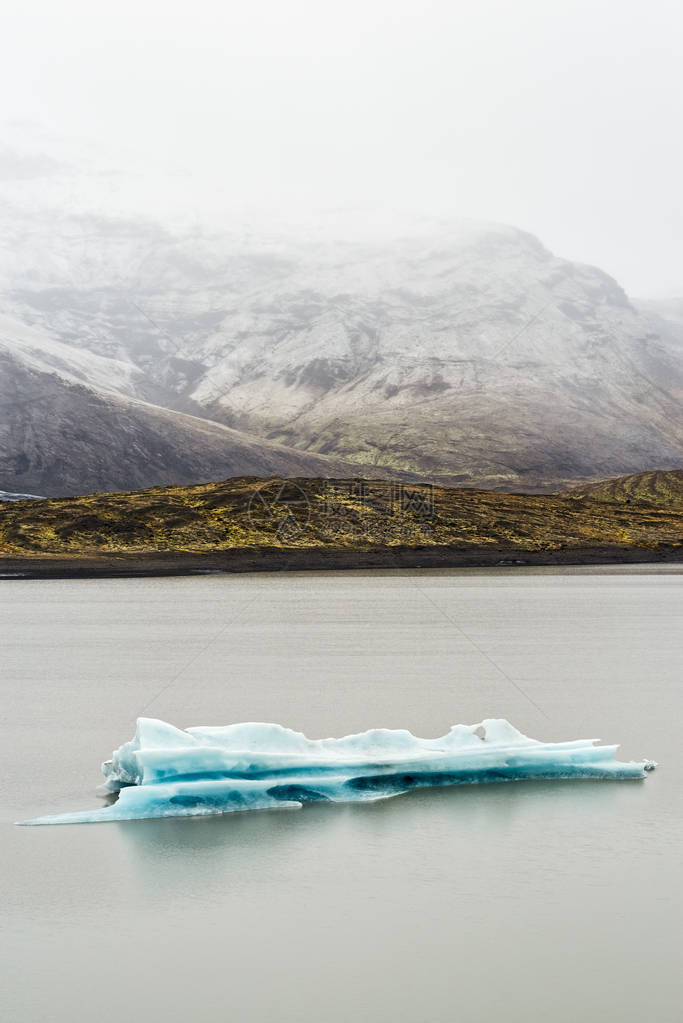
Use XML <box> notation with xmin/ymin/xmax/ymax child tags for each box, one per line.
<box><xmin>1</xmin><ymin>0</ymin><xmax>682</xmax><ymax>296</ymax></box>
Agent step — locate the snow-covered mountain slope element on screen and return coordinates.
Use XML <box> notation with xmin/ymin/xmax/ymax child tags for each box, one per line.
<box><xmin>0</xmin><ymin>312</ymin><xmax>149</xmax><ymax>399</ymax></box>
<box><xmin>177</xmin><ymin>226</ymin><xmax>683</xmax><ymax>487</ymax></box>
<box><xmin>0</xmin><ymin>344</ymin><xmax>405</xmax><ymax>497</ymax></box>
<box><xmin>1</xmin><ymin>195</ymin><xmax>681</xmax><ymax>491</ymax></box>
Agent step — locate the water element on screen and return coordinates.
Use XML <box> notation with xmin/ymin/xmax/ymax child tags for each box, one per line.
<box><xmin>2</xmin><ymin>566</ymin><xmax>682</xmax><ymax>1022</ymax></box>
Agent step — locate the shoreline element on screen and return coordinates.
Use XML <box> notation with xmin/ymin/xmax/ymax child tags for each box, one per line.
<box><xmin>0</xmin><ymin>543</ymin><xmax>681</xmax><ymax>579</ymax></box>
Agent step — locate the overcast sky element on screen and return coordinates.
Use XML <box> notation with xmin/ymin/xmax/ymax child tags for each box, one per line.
<box><xmin>1</xmin><ymin>0</ymin><xmax>682</xmax><ymax>296</ymax></box>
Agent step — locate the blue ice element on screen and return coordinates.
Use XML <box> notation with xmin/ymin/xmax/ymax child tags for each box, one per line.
<box><xmin>21</xmin><ymin>717</ymin><xmax>655</xmax><ymax>825</ymax></box>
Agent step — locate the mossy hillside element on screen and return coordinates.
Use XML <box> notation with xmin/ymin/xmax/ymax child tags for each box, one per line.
<box><xmin>568</xmin><ymin>470</ymin><xmax>683</xmax><ymax>507</ymax></box>
<box><xmin>1</xmin><ymin>474</ymin><xmax>681</xmax><ymax>557</ymax></box>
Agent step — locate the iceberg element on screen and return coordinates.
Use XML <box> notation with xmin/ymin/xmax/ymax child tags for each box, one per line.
<box><xmin>20</xmin><ymin>717</ymin><xmax>655</xmax><ymax>825</ymax></box>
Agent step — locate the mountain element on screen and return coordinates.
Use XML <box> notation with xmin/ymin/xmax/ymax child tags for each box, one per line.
<box><xmin>635</xmin><ymin>298</ymin><xmax>683</xmax><ymax>356</ymax></box>
<box><xmin>0</xmin><ymin>319</ymin><xmax>406</xmax><ymax>497</ymax></box>
<box><xmin>568</xmin><ymin>469</ymin><xmax>683</xmax><ymax>506</ymax></box>
<box><xmin>180</xmin><ymin>225</ymin><xmax>682</xmax><ymax>489</ymax></box>
<box><xmin>1</xmin><ymin>188</ymin><xmax>681</xmax><ymax>491</ymax></box>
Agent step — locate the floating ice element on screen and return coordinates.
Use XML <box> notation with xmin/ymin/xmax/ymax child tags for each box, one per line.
<box><xmin>21</xmin><ymin>717</ymin><xmax>655</xmax><ymax>825</ymax></box>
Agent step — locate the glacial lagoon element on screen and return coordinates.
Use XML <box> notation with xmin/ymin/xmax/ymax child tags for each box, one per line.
<box><xmin>2</xmin><ymin>566</ymin><xmax>682</xmax><ymax>1022</ymax></box>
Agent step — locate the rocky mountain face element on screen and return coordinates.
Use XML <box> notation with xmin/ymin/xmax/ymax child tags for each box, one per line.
<box><xmin>183</xmin><ymin>226</ymin><xmax>682</xmax><ymax>489</ymax></box>
<box><xmin>1</xmin><ymin>191</ymin><xmax>681</xmax><ymax>493</ymax></box>
<box><xmin>0</xmin><ymin>319</ymin><xmax>400</xmax><ymax>497</ymax></box>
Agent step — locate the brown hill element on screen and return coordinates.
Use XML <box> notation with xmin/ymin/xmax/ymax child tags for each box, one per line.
<box><xmin>567</xmin><ymin>470</ymin><xmax>683</xmax><ymax>507</ymax></box>
<box><xmin>1</xmin><ymin>476</ymin><xmax>681</xmax><ymax>575</ymax></box>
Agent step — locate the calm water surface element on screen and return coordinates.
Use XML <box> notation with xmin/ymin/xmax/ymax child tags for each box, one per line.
<box><xmin>2</xmin><ymin>567</ymin><xmax>682</xmax><ymax>1022</ymax></box>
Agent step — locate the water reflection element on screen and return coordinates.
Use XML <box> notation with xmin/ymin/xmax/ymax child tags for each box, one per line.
<box><xmin>114</xmin><ymin>778</ymin><xmax>646</xmax><ymax>908</ymax></box>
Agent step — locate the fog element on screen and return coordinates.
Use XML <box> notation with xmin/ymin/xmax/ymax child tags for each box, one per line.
<box><xmin>1</xmin><ymin>0</ymin><xmax>682</xmax><ymax>296</ymax></box>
